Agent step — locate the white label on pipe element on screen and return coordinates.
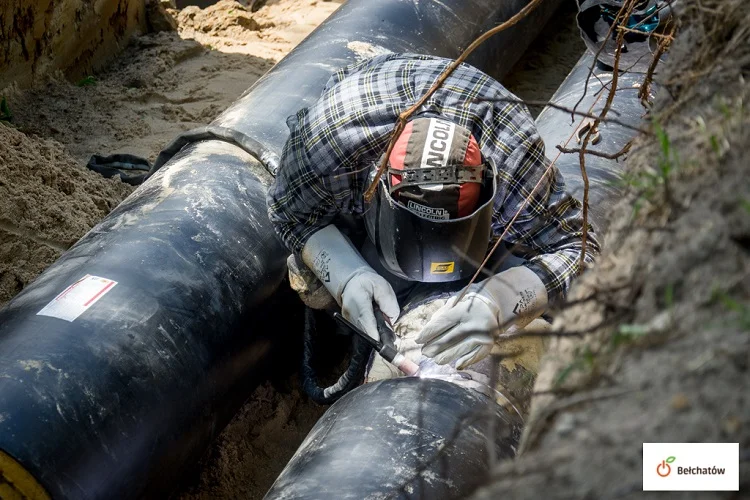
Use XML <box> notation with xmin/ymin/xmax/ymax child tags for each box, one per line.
<box><xmin>37</xmin><ymin>275</ymin><xmax>117</xmax><ymax>322</ymax></box>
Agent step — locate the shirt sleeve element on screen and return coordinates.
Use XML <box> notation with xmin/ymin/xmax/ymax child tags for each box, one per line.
<box><xmin>266</xmin><ymin>58</ymin><xmax>375</xmax><ymax>253</ymax></box>
<box><xmin>494</xmin><ymin>130</ymin><xmax>601</xmax><ymax>304</ymax></box>
<box><xmin>266</xmin><ymin>116</ymin><xmax>339</xmax><ymax>254</ymax></box>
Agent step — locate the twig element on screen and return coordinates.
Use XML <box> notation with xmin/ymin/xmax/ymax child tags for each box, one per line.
<box><xmin>617</xmin><ymin>25</ymin><xmax>675</xmax><ymax>41</ymax></box>
<box><xmin>454</xmin><ymin>159</ymin><xmax>558</xmax><ymax>305</ymax></box>
<box><xmin>639</xmin><ymin>24</ymin><xmax>677</xmax><ymax>106</ymax></box>
<box><xmin>541</xmin><ymin>386</ymin><xmax>640</xmax><ymax>414</ymax></box>
<box><xmin>497</xmin><ymin>311</ymin><xmax>629</xmax><ymax>341</ymax></box>
<box><xmin>487</xmin><ymin>353</ymin><xmax>500</xmax><ymax>469</ymax></box>
<box><xmin>571</xmin><ymin>0</ymin><xmax>632</xmax><ymax>120</ymax></box>
<box><xmin>520</xmin><ymin>385</ymin><xmax>642</xmax><ymax>454</ymax></box>
<box><xmin>362</xmin><ymin>0</ymin><xmax>545</xmax><ymax>202</ymax></box>
<box><xmin>453</xmin><ymin>284</ymin><xmax>635</xmax><ymax>347</ymax></box>
<box><xmin>557</xmin><ymin>140</ymin><xmax>632</xmax><ymax>160</ymax></box>
<box><xmin>457</xmin><ymin>94</ymin><xmax>604</xmax><ymax>306</ymax></box>
<box><xmin>577</xmin><ymin>0</ymin><xmax>638</xmax><ymax>271</ymax></box>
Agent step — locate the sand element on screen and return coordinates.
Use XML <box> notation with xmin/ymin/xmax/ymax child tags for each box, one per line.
<box><xmin>0</xmin><ymin>0</ymin><xmax>341</xmax><ymax>309</ymax></box>
<box><xmin>176</xmin><ymin>0</ymin><xmax>341</xmax><ymax>60</ymax></box>
<box><xmin>0</xmin><ymin>124</ymin><xmax>132</xmax><ymax>305</ymax></box>
<box><xmin>179</xmin><ymin>381</ymin><xmax>327</xmax><ymax>500</ymax></box>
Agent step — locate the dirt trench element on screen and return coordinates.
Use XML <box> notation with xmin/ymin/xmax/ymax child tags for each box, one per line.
<box><xmin>471</xmin><ymin>1</ymin><xmax>750</xmax><ymax>498</ymax></box>
<box><xmin>6</xmin><ymin>0</ymin><xmax>745</xmax><ymax>499</ymax></box>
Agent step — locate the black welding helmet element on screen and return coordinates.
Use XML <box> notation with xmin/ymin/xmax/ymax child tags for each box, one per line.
<box><xmin>364</xmin><ymin>117</ymin><xmax>497</xmax><ymax>282</ymax></box>
<box><xmin>577</xmin><ymin>0</ymin><xmax>673</xmax><ymax>72</ymax></box>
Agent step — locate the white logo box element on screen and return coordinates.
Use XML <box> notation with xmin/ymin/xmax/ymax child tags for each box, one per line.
<box><xmin>643</xmin><ymin>443</ymin><xmax>739</xmax><ymax>491</ymax></box>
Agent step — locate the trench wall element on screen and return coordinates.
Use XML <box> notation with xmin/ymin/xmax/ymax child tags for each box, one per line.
<box><xmin>0</xmin><ymin>0</ymin><xmax>146</xmax><ymax>88</ymax></box>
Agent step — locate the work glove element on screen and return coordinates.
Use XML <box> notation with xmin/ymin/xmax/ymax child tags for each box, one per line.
<box><xmin>301</xmin><ymin>225</ymin><xmax>399</xmax><ymax>341</ymax></box>
<box><xmin>416</xmin><ymin>266</ymin><xmax>547</xmax><ymax>369</ymax></box>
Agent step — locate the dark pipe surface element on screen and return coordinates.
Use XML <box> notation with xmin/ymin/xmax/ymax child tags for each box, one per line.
<box><xmin>0</xmin><ymin>144</ymin><xmax>293</xmax><ymax>499</ymax></box>
<box><xmin>0</xmin><ymin>0</ymin><xmax>563</xmax><ymax>498</ymax></box>
<box><xmin>264</xmin><ymin>378</ymin><xmax>522</xmax><ymax>500</ymax></box>
<box><xmin>535</xmin><ymin>52</ymin><xmax>653</xmax><ymax>232</ymax></box>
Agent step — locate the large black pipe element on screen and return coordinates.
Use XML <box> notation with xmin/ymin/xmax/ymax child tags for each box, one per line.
<box><xmin>0</xmin><ymin>0</ymin><xmax>564</xmax><ymax>498</ymax></box>
<box><xmin>535</xmin><ymin>52</ymin><xmax>653</xmax><ymax>232</ymax></box>
<box><xmin>0</xmin><ymin>146</ymin><xmax>291</xmax><ymax>499</ymax></box>
<box><xmin>265</xmin><ymin>378</ymin><xmax>522</xmax><ymax>500</ymax></box>
<box><xmin>216</xmin><ymin>0</ymin><xmax>564</xmax><ymax>167</ymax></box>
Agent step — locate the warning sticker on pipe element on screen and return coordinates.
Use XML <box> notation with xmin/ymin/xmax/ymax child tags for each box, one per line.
<box><xmin>37</xmin><ymin>275</ymin><xmax>117</xmax><ymax>322</ymax></box>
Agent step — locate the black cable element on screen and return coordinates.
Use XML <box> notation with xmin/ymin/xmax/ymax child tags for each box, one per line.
<box><xmin>300</xmin><ymin>307</ymin><xmax>372</xmax><ymax>405</ymax></box>
<box><xmin>86</xmin><ymin>125</ymin><xmax>280</xmax><ymax>186</ymax></box>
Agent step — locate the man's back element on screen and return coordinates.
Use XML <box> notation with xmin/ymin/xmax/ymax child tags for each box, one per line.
<box><xmin>271</xmin><ymin>53</ymin><xmax>542</xmax><ymax>248</ymax></box>
<box><xmin>289</xmin><ymin>53</ymin><xmax>537</xmax><ymax>199</ymax></box>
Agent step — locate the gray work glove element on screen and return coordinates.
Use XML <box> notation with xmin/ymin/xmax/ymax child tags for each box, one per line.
<box><xmin>416</xmin><ymin>266</ymin><xmax>547</xmax><ymax>369</ymax></box>
<box><xmin>302</xmin><ymin>225</ymin><xmax>399</xmax><ymax>341</ymax></box>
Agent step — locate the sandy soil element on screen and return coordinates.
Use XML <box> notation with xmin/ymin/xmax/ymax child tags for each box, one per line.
<box><xmin>0</xmin><ymin>0</ymin><xmax>340</xmax><ymax>307</ymax></box>
<box><xmin>176</xmin><ymin>0</ymin><xmax>341</xmax><ymax>61</ymax></box>
<box><xmin>178</xmin><ymin>380</ymin><xmax>327</xmax><ymax>500</ymax></box>
<box><xmin>6</xmin><ymin>0</ymin><xmax>340</xmax><ymax>166</ymax></box>
<box><xmin>0</xmin><ymin>124</ymin><xmax>132</xmax><ymax>305</ymax></box>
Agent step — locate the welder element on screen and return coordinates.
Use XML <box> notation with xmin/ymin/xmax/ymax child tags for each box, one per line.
<box><xmin>267</xmin><ymin>53</ymin><xmax>599</xmax><ymax>369</ymax></box>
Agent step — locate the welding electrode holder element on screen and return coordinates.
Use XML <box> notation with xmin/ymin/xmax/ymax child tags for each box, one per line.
<box><xmin>334</xmin><ymin>306</ymin><xmax>420</xmax><ymax>376</ymax></box>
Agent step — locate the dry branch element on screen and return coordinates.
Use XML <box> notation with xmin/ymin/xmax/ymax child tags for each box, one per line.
<box><xmin>557</xmin><ymin>140</ymin><xmax>633</xmax><ymax>160</ymax></box>
<box><xmin>639</xmin><ymin>24</ymin><xmax>677</xmax><ymax>106</ymax></box>
<box><xmin>577</xmin><ymin>0</ymin><xmax>640</xmax><ymax>271</ymax></box>
<box><xmin>571</xmin><ymin>0</ymin><xmax>632</xmax><ymax>119</ymax></box>
<box><xmin>470</xmin><ymin>96</ymin><xmax>646</xmax><ymax>132</ymax></box>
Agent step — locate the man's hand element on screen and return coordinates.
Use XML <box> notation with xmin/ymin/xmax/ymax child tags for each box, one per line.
<box><xmin>416</xmin><ymin>290</ymin><xmax>496</xmax><ymax>369</ymax></box>
<box><xmin>301</xmin><ymin>224</ymin><xmax>400</xmax><ymax>342</ymax></box>
<box><xmin>416</xmin><ymin>266</ymin><xmax>548</xmax><ymax>370</ymax></box>
<box><xmin>341</xmin><ymin>270</ymin><xmax>399</xmax><ymax>342</ymax></box>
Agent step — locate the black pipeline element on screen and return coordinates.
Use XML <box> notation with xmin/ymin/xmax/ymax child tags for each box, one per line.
<box><xmin>265</xmin><ymin>378</ymin><xmax>523</xmax><ymax>500</ymax></box>
<box><xmin>0</xmin><ymin>0</ymin><xmax>563</xmax><ymax>498</ymax></box>
<box><xmin>535</xmin><ymin>51</ymin><xmax>654</xmax><ymax>232</ymax></box>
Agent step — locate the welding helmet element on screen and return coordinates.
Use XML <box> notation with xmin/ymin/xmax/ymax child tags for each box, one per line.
<box><xmin>364</xmin><ymin>116</ymin><xmax>497</xmax><ymax>282</ymax></box>
<box><xmin>577</xmin><ymin>0</ymin><xmax>672</xmax><ymax>72</ymax></box>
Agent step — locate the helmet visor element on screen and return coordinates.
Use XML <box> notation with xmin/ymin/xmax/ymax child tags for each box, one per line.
<box><xmin>364</xmin><ymin>163</ymin><xmax>497</xmax><ymax>282</ymax></box>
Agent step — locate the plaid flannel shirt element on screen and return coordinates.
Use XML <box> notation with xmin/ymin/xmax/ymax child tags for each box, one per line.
<box><xmin>267</xmin><ymin>54</ymin><xmax>599</xmax><ymax>302</ymax></box>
